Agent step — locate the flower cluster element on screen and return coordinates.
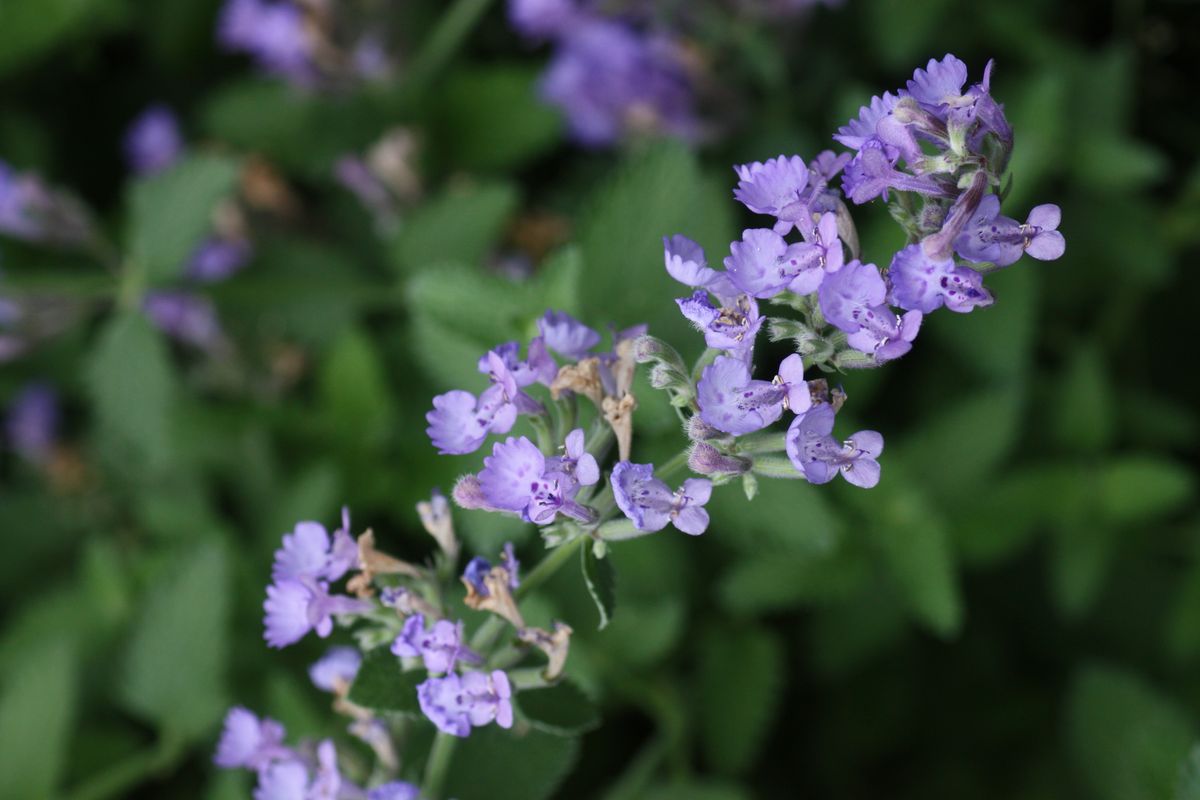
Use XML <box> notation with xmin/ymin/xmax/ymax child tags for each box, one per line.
<box><xmin>648</xmin><ymin>54</ymin><xmax>1064</xmax><ymax>490</ymax></box>
<box><xmin>0</xmin><ymin>160</ymin><xmax>93</xmax><ymax>248</ymax></box>
<box><xmin>507</xmin><ymin>0</ymin><xmax>700</xmax><ymax>146</ymax></box>
<box><xmin>215</xmin><ymin>706</ymin><xmax>419</xmax><ymax>799</ymax></box>
<box><xmin>217</xmin><ymin>0</ymin><xmax>395</xmax><ymax>88</ymax></box>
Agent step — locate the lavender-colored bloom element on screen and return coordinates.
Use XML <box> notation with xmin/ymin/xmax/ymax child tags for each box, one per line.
<box><xmin>214</xmin><ymin>707</ymin><xmax>288</xmax><ymax>769</ymax></box>
<box><xmin>954</xmin><ymin>195</ymin><xmax>1064</xmax><ymax>266</ymax></box>
<box><xmin>888</xmin><ymin>243</ymin><xmax>993</xmax><ymax>313</ymax></box>
<box><xmin>272</xmin><ymin>517</ymin><xmax>356</xmax><ymax>583</ymax></box>
<box><xmin>785</xmin><ymin>404</ymin><xmax>883</xmax><ymax>488</ymax></box>
<box><xmin>834</xmin><ymin>92</ymin><xmax>900</xmax><ymax>152</ymax></box>
<box><xmin>538</xmin><ymin>310</ymin><xmax>601</xmax><ymax>360</ymax></box>
<box><xmin>677</xmin><ymin>290</ymin><xmax>763</xmax><ymax>361</ymax></box>
<box><xmin>841</xmin><ymin>140</ymin><xmax>949</xmax><ymax>205</ymax></box>
<box><xmin>817</xmin><ymin>259</ymin><xmax>922</xmax><ymax>360</ymax></box>
<box><xmin>663</xmin><ymin>235</ymin><xmax>738</xmax><ymax>300</ymax></box>
<box><xmin>509</xmin><ymin>0</ymin><xmax>578</xmax><ymax>39</ymax></box>
<box><xmin>0</xmin><ymin>162</ymin><xmax>51</xmax><ymax>241</ymax></box>
<box><xmin>392</xmin><ymin>614</ymin><xmax>479</xmax><ymax>674</ymax></box>
<box><xmin>541</xmin><ymin>19</ymin><xmax>697</xmax><ymax>146</ymax></box>
<box><xmin>697</xmin><ymin>356</ymin><xmax>786</xmax><ymax>435</ymax></box>
<box><xmin>309</xmin><ymin>647</ymin><xmax>361</xmax><ymax>692</ymax></box>
<box><xmin>417</xmin><ymin>670</ymin><xmax>514</xmax><ymax>737</ymax></box>
<box><xmin>217</xmin><ymin>0</ymin><xmax>314</xmax><ymax>85</ymax></box>
<box><xmin>6</xmin><ymin>382</ymin><xmax>58</xmax><ymax>463</ymax></box>
<box><xmin>263</xmin><ymin>579</ymin><xmax>370</xmax><ymax>648</ymax></box>
<box><xmin>546</xmin><ymin>428</ymin><xmax>600</xmax><ymax>488</ymax></box>
<box><xmin>479</xmin><ymin>338</ymin><xmax>557</xmax><ymax>388</ymax></box>
<box><xmin>809</xmin><ymin>150</ymin><xmax>852</xmax><ymax>182</ymax></box>
<box><xmin>254</xmin><ymin>759</ymin><xmax>309</xmax><ymax>800</ymax></box>
<box><xmin>427</xmin><ymin>353</ymin><xmax>539</xmax><ymax>456</ymax></box>
<box><xmin>501</xmin><ymin>541</ymin><xmax>521</xmax><ymax>589</ymax></box>
<box><xmin>733</xmin><ymin>155</ymin><xmax>810</xmax><ymax>232</ymax></box>
<box><xmin>477</xmin><ymin>436</ymin><xmax>594</xmax><ymax>525</ymax></box>
<box><xmin>124</xmin><ymin>106</ymin><xmax>184</xmax><ymax>175</ymax></box>
<box><xmin>309</xmin><ymin>739</ymin><xmax>342</xmax><ymax>800</ymax></box>
<box><xmin>142</xmin><ymin>291</ymin><xmax>222</xmax><ymax>349</ymax></box>
<box><xmin>368</xmin><ymin>783</ymin><xmax>421</xmax><ymax>800</ymax></box>
<box><xmin>798</xmin><ymin>211</ymin><xmax>844</xmax><ymax>276</ymax></box>
<box><xmin>611</xmin><ymin>461</ymin><xmax>712</xmax><ymax>535</ymax></box>
<box><xmin>903</xmin><ymin>54</ymin><xmax>969</xmax><ymax>116</ymax></box>
<box><xmin>186</xmin><ymin>237</ymin><xmax>252</xmax><ymax>283</ymax></box>
<box><xmin>724</xmin><ymin>228</ymin><xmax>816</xmax><ymax>299</ymax></box>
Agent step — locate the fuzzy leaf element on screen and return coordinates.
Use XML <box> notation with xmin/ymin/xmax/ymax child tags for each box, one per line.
<box><xmin>347</xmin><ymin>647</ymin><xmax>422</xmax><ymax>713</ymax></box>
<box><xmin>517</xmin><ymin>680</ymin><xmax>600</xmax><ymax>736</ymax></box>
<box><xmin>581</xmin><ymin>544</ymin><xmax>617</xmax><ymax>630</ymax></box>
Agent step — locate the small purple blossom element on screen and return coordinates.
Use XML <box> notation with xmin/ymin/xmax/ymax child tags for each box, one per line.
<box><xmin>954</xmin><ymin>195</ymin><xmax>1065</xmax><ymax>266</ymax></box>
<box><xmin>124</xmin><ymin>105</ymin><xmax>184</xmax><ymax>175</ymax></box>
<box><xmin>391</xmin><ymin>614</ymin><xmax>481</xmax><ymax>674</ymax></box>
<box><xmin>677</xmin><ymin>290</ymin><xmax>763</xmax><ymax>361</ymax></box>
<box><xmin>903</xmin><ymin>54</ymin><xmax>969</xmax><ymax>115</ymax></box>
<box><xmin>888</xmin><ymin>243</ymin><xmax>993</xmax><ymax>314</ymax></box>
<box><xmin>785</xmin><ymin>404</ymin><xmax>883</xmax><ymax>488</ymax></box>
<box><xmin>546</xmin><ymin>428</ymin><xmax>600</xmax><ymax>488</ymax></box>
<box><xmin>217</xmin><ymin>0</ymin><xmax>314</xmax><ymax>85</ymax></box>
<box><xmin>477</xmin><ymin>436</ymin><xmax>596</xmax><ymax>525</ymax></box>
<box><xmin>663</xmin><ymin>235</ymin><xmax>738</xmax><ymax>300</ymax></box>
<box><xmin>697</xmin><ymin>355</ymin><xmax>787</xmax><ymax>435</ymax></box>
<box><xmin>214</xmin><ymin>707</ymin><xmax>288</xmax><ymax>769</ymax></box>
<box><xmin>427</xmin><ymin>349</ymin><xmax>546</xmax><ymax>454</ymax></box>
<box><xmin>724</xmin><ymin>228</ymin><xmax>817</xmax><ymax>299</ymax></box>
<box><xmin>537</xmin><ymin>310</ymin><xmax>601</xmax><ymax>360</ymax></box>
<box><xmin>611</xmin><ymin>461</ymin><xmax>712</xmax><ymax>535</ymax></box>
<box><xmin>142</xmin><ymin>291</ymin><xmax>222</xmax><ymax>349</ymax></box>
<box><xmin>417</xmin><ymin>670</ymin><xmax>514</xmax><ymax>737</ymax></box>
<box><xmin>733</xmin><ymin>155</ymin><xmax>810</xmax><ymax>232</ymax></box>
<box><xmin>818</xmin><ymin>259</ymin><xmax>922</xmax><ymax>361</ymax></box>
<box><xmin>254</xmin><ymin>759</ymin><xmax>309</xmax><ymax>800</ymax></box>
<box><xmin>508</xmin><ymin>0</ymin><xmax>578</xmax><ymax>38</ymax></box>
<box><xmin>272</xmin><ymin>514</ymin><xmax>357</xmax><ymax>583</ymax></box>
<box><xmin>6</xmin><ymin>382</ymin><xmax>58</xmax><ymax>463</ymax></box>
<box><xmin>367</xmin><ymin>783</ymin><xmax>421</xmax><ymax>800</ymax></box>
<box><xmin>833</xmin><ymin>92</ymin><xmax>900</xmax><ymax>153</ymax></box>
<box><xmin>841</xmin><ymin>139</ymin><xmax>949</xmax><ymax>205</ymax></box>
<box><xmin>0</xmin><ymin>162</ymin><xmax>54</xmax><ymax>242</ymax></box>
<box><xmin>308</xmin><ymin>647</ymin><xmax>361</xmax><ymax>692</ymax></box>
<box><xmin>263</xmin><ymin>579</ymin><xmax>371</xmax><ymax>648</ymax></box>
<box><xmin>480</xmin><ymin>338</ymin><xmax>558</xmax><ymax>388</ymax></box>
<box><xmin>186</xmin><ymin>237</ymin><xmax>252</xmax><ymax>283</ymax></box>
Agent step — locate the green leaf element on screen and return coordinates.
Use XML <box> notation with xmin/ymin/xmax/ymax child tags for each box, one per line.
<box><xmin>1099</xmin><ymin>457</ymin><xmax>1195</xmax><ymax>524</ymax></box>
<box><xmin>696</xmin><ymin>625</ymin><xmax>783</xmax><ymax>775</ymax></box>
<box><xmin>119</xmin><ymin>541</ymin><xmax>229</xmax><ymax>739</ymax></box>
<box><xmin>517</xmin><ymin>680</ymin><xmax>600</xmax><ymax>736</ymax></box>
<box><xmin>717</xmin><ymin>549</ymin><xmax>869</xmax><ymax>615</ymax></box>
<box><xmin>393</xmin><ymin>182</ymin><xmax>518</xmax><ymax>273</ymax></box>
<box><xmin>1066</xmin><ymin>664</ymin><xmax>1195</xmax><ymax>800</ymax></box>
<box><xmin>1051</xmin><ymin>521</ymin><xmax>1119</xmax><ymax>619</ymax></box>
<box><xmin>318</xmin><ymin>327</ymin><xmax>395</xmax><ymax>453</ymax></box>
<box><xmin>1176</xmin><ymin>745</ymin><xmax>1200</xmax><ymax>800</ymax></box>
<box><xmin>1052</xmin><ymin>346</ymin><xmax>1115</xmax><ymax>453</ymax></box>
<box><xmin>434</xmin><ymin>65</ymin><xmax>562</xmax><ymax>171</ymax></box>
<box><xmin>347</xmin><ymin>647</ymin><xmax>422</xmax><ymax>712</ymax></box>
<box><xmin>85</xmin><ymin>312</ymin><xmax>176</xmax><ymax>475</ymax></box>
<box><xmin>581</xmin><ymin>544</ymin><xmax>617</xmax><ymax>630</ymax></box>
<box><xmin>0</xmin><ymin>637</ymin><xmax>76</xmax><ymax>799</ymax></box>
<box><xmin>128</xmin><ymin>153</ymin><xmax>240</xmax><ymax>283</ymax></box>
<box><xmin>443</xmin><ymin>725</ymin><xmax>578</xmax><ymax>800</ymax></box>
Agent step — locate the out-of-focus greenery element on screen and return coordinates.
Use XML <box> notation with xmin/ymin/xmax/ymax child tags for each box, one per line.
<box><xmin>1</xmin><ymin>0</ymin><xmax>1198</xmax><ymax>798</ymax></box>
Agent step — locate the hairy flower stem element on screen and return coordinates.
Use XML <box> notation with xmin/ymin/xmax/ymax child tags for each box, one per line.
<box><xmin>421</xmin><ymin>730</ymin><xmax>457</xmax><ymax>800</ymax></box>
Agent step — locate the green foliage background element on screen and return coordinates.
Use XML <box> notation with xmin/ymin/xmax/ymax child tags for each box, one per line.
<box><xmin>1</xmin><ymin>0</ymin><xmax>1198</xmax><ymax>797</ymax></box>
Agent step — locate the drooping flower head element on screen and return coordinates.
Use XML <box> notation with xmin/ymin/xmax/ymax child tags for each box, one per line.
<box><xmin>213</xmin><ymin>707</ymin><xmax>289</xmax><ymax>769</ymax></box>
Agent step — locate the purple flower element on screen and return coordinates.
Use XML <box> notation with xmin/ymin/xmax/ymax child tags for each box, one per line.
<box><xmin>427</xmin><ymin>348</ymin><xmax>545</xmax><ymax>456</ymax></box>
<box><xmin>903</xmin><ymin>54</ymin><xmax>969</xmax><ymax>116</ymax></box>
<box><xmin>309</xmin><ymin>647</ymin><xmax>361</xmax><ymax>692</ymax></box>
<box><xmin>834</xmin><ymin>92</ymin><xmax>900</xmax><ymax>152</ymax></box>
<box><xmin>501</xmin><ymin>541</ymin><xmax>521</xmax><ymax>589</ymax></box>
<box><xmin>785</xmin><ymin>404</ymin><xmax>883</xmax><ymax>488</ymax></box>
<box><xmin>611</xmin><ymin>461</ymin><xmax>712</xmax><ymax>535</ymax></box>
<box><xmin>677</xmin><ymin>290</ymin><xmax>763</xmax><ymax>361</ymax></box>
<box><xmin>508</xmin><ymin>0</ymin><xmax>578</xmax><ymax>39</ymax></box>
<box><xmin>217</xmin><ymin>0</ymin><xmax>314</xmax><ymax>85</ymax></box>
<box><xmin>142</xmin><ymin>291</ymin><xmax>222</xmax><ymax>349</ymax></box>
<box><xmin>546</xmin><ymin>428</ymin><xmax>600</xmax><ymax>488</ymax></box>
<box><xmin>368</xmin><ymin>783</ymin><xmax>421</xmax><ymax>800</ymax></box>
<box><xmin>887</xmin><ymin>243</ymin><xmax>993</xmax><ymax>313</ymax></box>
<box><xmin>186</xmin><ymin>237</ymin><xmax>252</xmax><ymax>283</ymax></box>
<box><xmin>537</xmin><ymin>310</ymin><xmax>601</xmax><ymax>360</ymax></box>
<box><xmin>254</xmin><ymin>760</ymin><xmax>308</xmax><ymax>800</ymax></box>
<box><xmin>417</xmin><ymin>670</ymin><xmax>514</xmax><ymax>737</ymax></box>
<box><xmin>818</xmin><ymin>260</ymin><xmax>922</xmax><ymax>361</ymax></box>
<box><xmin>273</xmin><ymin>514</ymin><xmax>357</xmax><ymax>583</ymax></box>
<box><xmin>6</xmin><ymin>382</ymin><xmax>58</xmax><ymax>463</ymax></box>
<box><xmin>797</xmin><ymin>211</ymin><xmax>844</xmax><ymax>277</ymax></box>
<box><xmin>263</xmin><ymin>579</ymin><xmax>371</xmax><ymax>648</ymax></box>
<box><xmin>477</xmin><ymin>436</ymin><xmax>595</xmax><ymax>525</ymax></box>
<box><xmin>479</xmin><ymin>338</ymin><xmax>557</xmax><ymax>388</ymax></box>
<box><xmin>214</xmin><ymin>707</ymin><xmax>288</xmax><ymax>769</ymax></box>
<box><xmin>841</xmin><ymin>139</ymin><xmax>949</xmax><ymax>205</ymax></box>
<box><xmin>733</xmin><ymin>155</ymin><xmax>810</xmax><ymax>232</ymax></box>
<box><xmin>663</xmin><ymin>235</ymin><xmax>738</xmax><ymax>300</ymax></box>
<box><xmin>124</xmin><ymin>106</ymin><xmax>184</xmax><ymax>175</ymax></box>
<box><xmin>0</xmin><ymin>162</ymin><xmax>52</xmax><ymax>241</ymax></box>
<box><xmin>309</xmin><ymin>739</ymin><xmax>342</xmax><ymax>800</ymax></box>
<box><xmin>540</xmin><ymin>19</ymin><xmax>698</xmax><ymax>146</ymax></box>
<box><xmin>391</xmin><ymin>614</ymin><xmax>480</xmax><ymax>674</ymax></box>
<box><xmin>697</xmin><ymin>356</ymin><xmax>784</xmax><ymax>435</ymax></box>
<box><xmin>954</xmin><ymin>195</ymin><xmax>1065</xmax><ymax>266</ymax></box>
<box><xmin>462</xmin><ymin>557</ymin><xmax>492</xmax><ymax>596</ymax></box>
<box><xmin>724</xmin><ymin>228</ymin><xmax>817</xmax><ymax>299</ymax></box>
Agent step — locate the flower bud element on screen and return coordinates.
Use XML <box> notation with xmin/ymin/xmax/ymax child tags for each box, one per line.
<box><xmin>688</xmin><ymin>442</ymin><xmax>751</xmax><ymax>476</ymax></box>
<box><xmin>686</xmin><ymin>414</ymin><xmax>728</xmax><ymax>443</ymax></box>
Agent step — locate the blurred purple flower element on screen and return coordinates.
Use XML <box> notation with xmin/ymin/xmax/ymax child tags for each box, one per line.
<box><xmin>309</xmin><ymin>646</ymin><xmax>361</xmax><ymax>692</ymax></box>
<box><xmin>391</xmin><ymin>614</ymin><xmax>481</xmax><ymax>674</ymax></box>
<box><xmin>186</xmin><ymin>237</ymin><xmax>252</xmax><ymax>283</ymax></box>
<box><xmin>417</xmin><ymin>670</ymin><xmax>514</xmax><ymax>737</ymax></box>
<box><xmin>124</xmin><ymin>105</ymin><xmax>184</xmax><ymax>175</ymax></box>
<box><xmin>213</xmin><ymin>707</ymin><xmax>289</xmax><ymax>769</ymax></box>
<box><xmin>142</xmin><ymin>291</ymin><xmax>222</xmax><ymax>349</ymax></box>
<box><xmin>6</xmin><ymin>382</ymin><xmax>58</xmax><ymax>463</ymax></box>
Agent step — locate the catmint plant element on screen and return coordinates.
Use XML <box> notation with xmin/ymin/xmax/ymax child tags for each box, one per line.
<box><xmin>214</xmin><ymin>53</ymin><xmax>1061</xmax><ymax>800</ymax></box>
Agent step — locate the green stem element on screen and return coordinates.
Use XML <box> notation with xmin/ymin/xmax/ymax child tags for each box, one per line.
<box><xmin>656</xmin><ymin>448</ymin><xmax>690</xmax><ymax>482</ymax></box>
<box><xmin>405</xmin><ymin>0</ymin><xmax>495</xmax><ymax>94</ymax></box>
<box><xmin>516</xmin><ymin>534</ymin><xmax>587</xmax><ymax>600</ymax></box>
<box><xmin>422</xmin><ymin>731</ymin><xmax>458</xmax><ymax>800</ymax></box>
